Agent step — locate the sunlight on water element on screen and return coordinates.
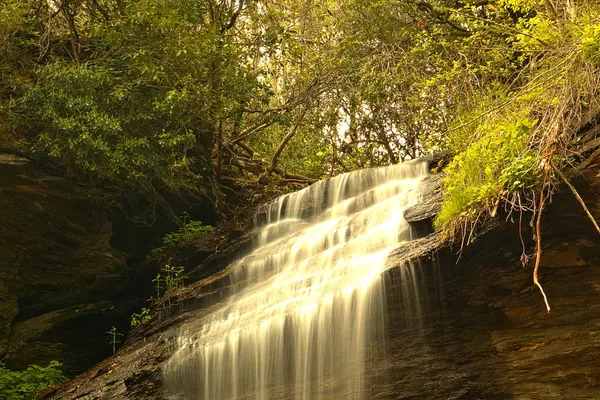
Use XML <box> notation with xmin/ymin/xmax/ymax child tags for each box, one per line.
<box><xmin>163</xmin><ymin>161</ymin><xmax>429</xmax><ymax>400</ymax></box>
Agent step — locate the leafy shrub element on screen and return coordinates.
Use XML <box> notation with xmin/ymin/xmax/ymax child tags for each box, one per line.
<box><xmin>0</xmin><ymin>361</ymin><xmax>66</xmax><ymax>400</ymax></box>
<box><xmin>162</xmin><ymin>220</ymin><xmax>213</xmax><ymax>248</ymax></box>
<box><xmin>20</xmin><ymin>62</ymin><xmax>197</xmax><ymax>190</ymax></box>
<box><xmin>435</xmin><ymin>117</ymin><xmax>541</xmax><ymax>232</ymax></box>
<box><xmin>150</xmin><ymin>213</ymin><xmax>214</xmax><ymax>258</ymax></box>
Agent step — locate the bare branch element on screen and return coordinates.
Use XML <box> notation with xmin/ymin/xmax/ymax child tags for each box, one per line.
<box><xmin>267</xmin><ymin>108</ymin><xmax>308</xmax><ymax>176</ymax></box>
<box><xmin>552</xmin><ymin>163</ymin><xmax>600</xmax><ymax>234</ymax></box>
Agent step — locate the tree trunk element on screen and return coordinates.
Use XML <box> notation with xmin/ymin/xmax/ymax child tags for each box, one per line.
<box><xmin>266</xmin><ymin>108</ymin><xmax>308</xmax><ymax>177</ymax></box>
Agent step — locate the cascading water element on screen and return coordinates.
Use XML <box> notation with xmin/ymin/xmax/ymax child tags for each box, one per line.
<box><xmin>164</xmin><ymin>161</ymin><xmax>430</xmax><ymax>400</ymax></box>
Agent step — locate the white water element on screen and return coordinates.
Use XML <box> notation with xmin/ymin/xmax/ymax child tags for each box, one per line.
<box><xmin>164</xmin><ymin>161</ymin><xmax>429</xmax><ymax>400</ymax></box>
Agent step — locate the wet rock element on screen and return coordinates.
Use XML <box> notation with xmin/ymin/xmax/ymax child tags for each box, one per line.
<box><xmin>46</xmin><ymin>162</ymin><xmax>600</xmax><ymax>399</ymax></box>
<box><xmin>404</xmin><ymin>173</ymin><xmax>444</xmax><ymax>224</ymax></box>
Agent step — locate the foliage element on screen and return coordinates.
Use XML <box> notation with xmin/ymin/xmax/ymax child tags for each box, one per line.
<box><xmin>433</xmin><ymin>1</ymin><xmax>600</xmax><ymax>234</ymax></box>
<box><xmin>130</xmin><ymin>307</ymin><xmax>151</xmax><ymax>328</ymax></box>
<box><xmin>2</xmin><ymin>0</ymin><xmax>600</xmax><ymax>229</ymax></box>
<box><xmin>106</xmin><ymin>326</ymin><xmax>124</xmax><ymax>354</ymax></box>
<box><xmin>130</xmin><ymin>263</ymin><xmax>185</xmax><ymax>329</ymax></box>
<box><xmin>579</xmin><ymin>23</ymin><xmax>600</xmax><ymax>64</ymax></box>
<box><xmin>0</xmin><ymin>361</ymin><xmax>66</xmax><ymax>400</ymax></box>
<box><xmin>152</xmin><ymin>264</ymin><xmax>186</xmax><ymax>300</ymax></box>
<box><xmin>21</xmin><ymin>62</ymin><xmax>198</xmax><ymax>190</ymax></box>
<box><xmin>435</xmin><ymin>117</ymin><xmax>541</xmax><ymax>232</ymax></box>
<box><xmin>150</xmin><ymin>213</ymin><xmax>214</xmax><ymax>258</ymax></box>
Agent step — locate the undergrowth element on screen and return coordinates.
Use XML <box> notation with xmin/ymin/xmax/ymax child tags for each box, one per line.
<box><xmin>150</xmin><ymin>212</ymin><xmax>214</xmax><ymax>259</ymax></box>
<box><xmin>0</xmin><ymin>361</ymin><xmax>65</xmax><ymax>400</ymax></box>
<box><xmin>130</xmin><ymin>212</ymin><xmax>200</xmax><ymax>333</ymax></box>
<box><xmin>435</xmin><ymin>116</ymin><xmax>541</xmax><ymax>236</ymax></box>
<box><xmin>130</xmin><ymin>263</ymin><xmax>186</xmax><ymax>329</ymax></box>
<box><xmin>434</xmin><ymin>6</ymin><xmax>600</xmax><ymax>312</ymax></box>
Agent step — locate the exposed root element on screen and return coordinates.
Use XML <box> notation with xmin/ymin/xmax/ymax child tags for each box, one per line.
<box><xmin>552</xmin><ymin>163</ymin><xmax>600</xmax><ymax>233</ymax></box>
<box><xmin>533</xmin><ymin>184</ymin><xmax>551</xmax><ymax>313</ymax></box>
<box><xmin>517</xmin><ymin>197</ymin><xmax>531</xmax><ymax>266</ymax></box>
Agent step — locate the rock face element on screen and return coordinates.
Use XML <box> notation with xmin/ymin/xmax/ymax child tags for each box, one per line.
<box><xmin>377</xmin><ymin>182</ymin><xmax>600</xmax><ymax>399</ymax></box>
<box><xmin>0</xmin><ymin>153</ymin><xmax>137</xmax><ymax>373</ymax></box>
<box><xmin>46</xmin><ymin>159</ymin><xmax>600</xmax><ymax>399</ymax></box>
<box><xmin>0</xmin><ymin>149</ymin><xmax>276</xmax><ymax>376</ymax></box>
<box><xmin>0</xmin><ymin>153</ymin><xmax>214</xmax><ymax>374</ymax></box>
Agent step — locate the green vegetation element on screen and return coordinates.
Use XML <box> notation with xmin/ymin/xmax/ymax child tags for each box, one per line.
<box><xmin>433</xmin><ymin>3</ymin><xmax>600</xmax><ymax>234</ymax></box>
<box><xmin>106</xmin><ymin>326</ymin><xmax>124</xmax><ymax>354</ymax></box>
<box><xmin>130</xmin><ymin>263</ymin><xmax>186</xmax><ymax>329</ymax></box>
<box><xmin>2</xmin><ymin>0</ymin><xmax>600</xmax><ymax>283</ymax></box>
<box><xmin>0</xmin><ymin>361</ymin><xmax>66</xmax><ymax>400</ymax></box>
<box><xmin>150</xmin><ymin>213</ymin><xmax>214</xmax><ymax>259</ymax></box>
<box><xmin>130</xmin><ymin>307</ymin><xmax>151</xmax><ymax>328</ymax></box>
<box><xmin>435</xmin><ymin>117</ymin><xmax>542</xmax><ymax>233</ymax></box>
<box><xmin>1</xmin><ymin>0</ymin><xmax>599</xmax><ymax>385</ymax></box>
<box><xmin>152</xmin><ymin>263</ymin><xmax>186</xmax><ymax>302</ymax></box>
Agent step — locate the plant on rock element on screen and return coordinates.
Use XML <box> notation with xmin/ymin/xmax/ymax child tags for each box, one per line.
<box><xmin>150</xmin><ymin>213</ymin><xmax>214</xmax><ymax>260</ymax></box>
<box><xmin>0</xmin><ymin>361</ymin><xmax>66</xmax><ymax>400</ymax></box>
<box><xmin>435</xmin><ymin>117</ymin><xmax>541</xmax><ymax>236</ymax></box>
<box><xmin>130</xmin><ymin>263</ymin><xmax>186</xmax><ymax>329</ymax></box>
<box><xmin>130</xmin><ymin>307</ymin><xmax>152</xmax><ymax>328</ymax></box>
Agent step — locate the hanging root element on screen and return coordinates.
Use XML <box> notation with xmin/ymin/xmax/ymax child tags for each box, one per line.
<box><xmin>552</xmin><ymin>163</ymin><xmax>600</xmax><ymax>233</ymax></box>
<box><xmin>533</xmin><ymin>161</ymin><xmax>600</xmax><ymax>313</ymax></box>
<box><xmin>534</xmin><ymin>184</ymin><xmax>551</xmax><ymax>313</ymax></box>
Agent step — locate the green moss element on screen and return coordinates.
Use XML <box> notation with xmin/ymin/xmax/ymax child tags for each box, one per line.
<box><xmin>434</xmin><ymin>116</ymin><xmax>541</xmax><ymax>232</ymax></box>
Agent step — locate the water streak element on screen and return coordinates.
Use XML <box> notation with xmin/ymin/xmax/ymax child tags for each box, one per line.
<box><xmin>164</xmin><ymin>161</ymin><xmax>429</xmax><ymax>400</ymax></box>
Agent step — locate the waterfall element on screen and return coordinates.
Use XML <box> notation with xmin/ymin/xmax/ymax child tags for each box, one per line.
<box><xmin>164</xmin><ymin>161</ymin><xmax>430</xmax><ymax>400</ymax></box>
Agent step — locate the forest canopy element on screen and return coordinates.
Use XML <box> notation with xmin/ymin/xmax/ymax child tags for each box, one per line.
<box><xmin>1</xmin><ymin>0</ymin><xmax>600</xmax><ymax>227</ymax></box>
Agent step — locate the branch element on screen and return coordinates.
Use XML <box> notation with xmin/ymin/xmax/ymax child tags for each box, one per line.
<box><xmin>227</xmin><ymin>121</ymin><xmax>275</xmax><ymax>146</ymax></box>
<box><xmin>552</xmin><ymin>164</ymin><xmax>600</xmax><ymax>233</ymax></box>
<box><xmin>222</xmin><ymin>0</ymin><xmax>244</xmax><ymax>33</ymax></box>
<box><xmin>280</xmin><ymin>178</ymin><xmax>316</xmax><ymax>184</ymax></box>
<box><xmin>415</xmin><ymin>1</ymin><xmax>472</xmax><ymax>36</ymax></box>
<box><xmin>273</xmin><ymin>168</ymin><xmax>316</xmax><ymax>183</ymax></box>
<box><xmin>267</xmin><ymin>108</ymin><xmax>308</xmax><ymax>176</ymax></box>
<box><xmin>235</xmin><ymin>142</ymin><xmax>255</xmax><ymax>157</ymax></box>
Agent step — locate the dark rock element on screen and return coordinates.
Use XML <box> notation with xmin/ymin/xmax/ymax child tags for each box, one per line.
<box><xmin>0</xmin><ymin>153</ymin><xmax>217</xmax><ymax>374</ymax></box>
<box><xmin>0</xmin><ymin>153</ymin><xmax>135</xmax><ymax>372</ymax></box>
<box><xmin>45</xmin><ymin>161</ymin><xmax>600</xmax><ymax>399</ymax></box>
<box><xmin>386</xmin><ymin>232</ymin><xmax>445</xmax><ymax>269</ymax></box>
<box><xmin>404</xmin><ymin>173</ymin><xmax>445</xmax><ymax>224</ymax></box>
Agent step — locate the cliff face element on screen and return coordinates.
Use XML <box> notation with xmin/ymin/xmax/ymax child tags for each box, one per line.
<box><xmin>0</xmin><ymin>153</ymin><xmax>217</xmax><ymax>375</ymax></box>
<box><xmin>377</xmin><ymin>180</ymin><xmax>600</xmax><ymax>399</ymax></box>
<box><xmin>0</xmin><ymin>153</ymin><xmax>132</xmax><ymax>373</ymax></box>
<box><xmin>44</xmin><ymin>156</ymin><xmax>600</xmax><ymax>399</ymax></box>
